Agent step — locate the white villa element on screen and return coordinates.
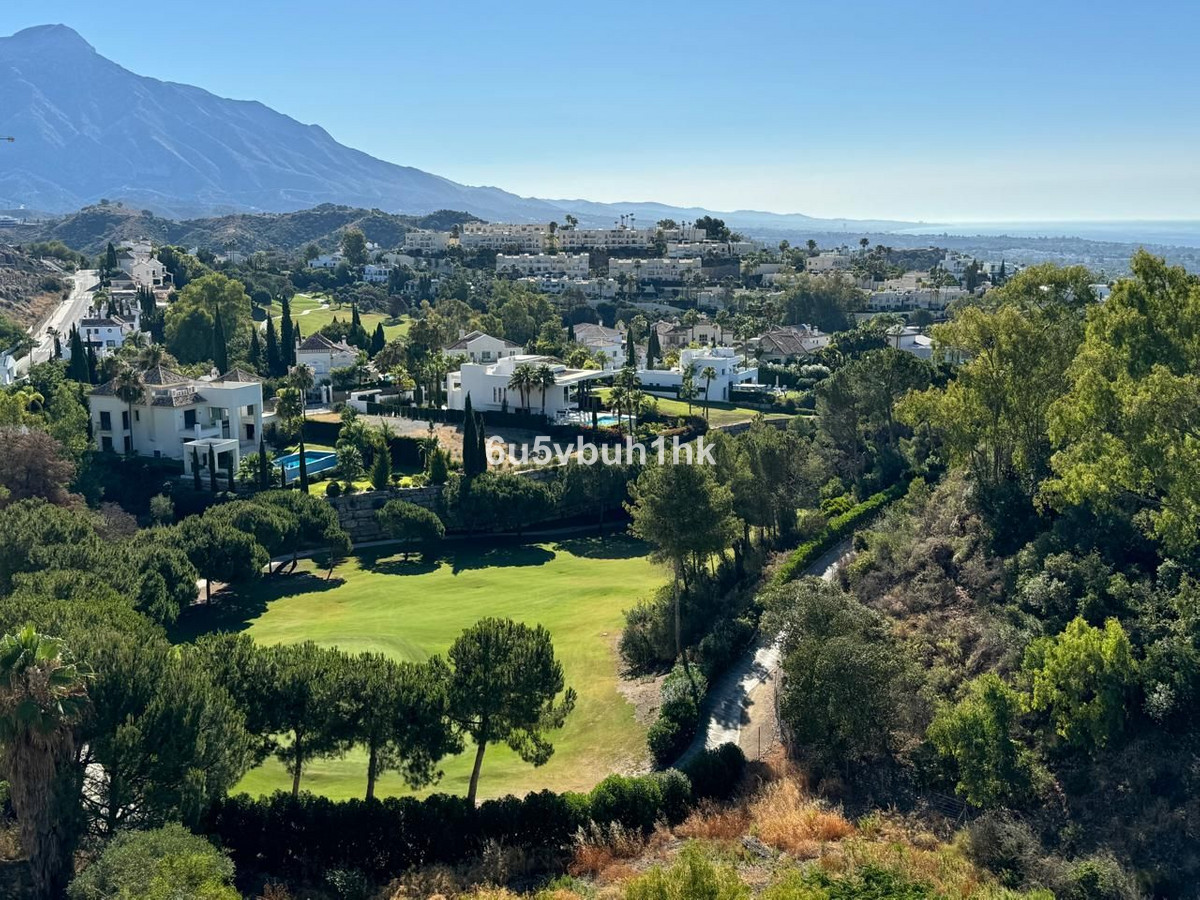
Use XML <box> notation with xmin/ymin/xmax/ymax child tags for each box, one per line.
<box><xmin>655</xmin><ymin>317</ymin><xmax>734</xmax><ymax>350</ymax></box>
<box><xmin>886</xmin><ymin>325</ymin><xmax>934</xmax><ymax>359</ymax></box>
<box><xmin>296</xmin><ymin>333</ymin><xmax>358</xmax><ymax>401</ymax></box>
<box><xmin>90</xmin><ymin>366</ymin><xmax>267</xmax><ymax>477</ymax></box>
<box><xmin>362</xmin><ymin>264</ymin><xmax>392</xmax><ymax>283</ymax></box>
<box><xmin>750</xmin><ymin>325</ymin><xmax>830</xmax><ymax>364</ymax></box>
<box><xmin>805</xmin><ymin>251</ymin><xmax>853</xmax><ymax>274</ymax></box>
<box><xmin>572</xmin><ymin>323</ymin><xmax>627</xmax><ymax>370</ymax></box>
<box><xmin>639</xmin><ymin>347</ymin><xmax>758</xmax><ymax>403</ymax></box>
<box><xmin>78</xmin><ymin>316</ymin><xmax>135</xmax><ymax>357</ymax></box>
<box><xmin>307</xmin><ymin>252</ymin><xmax>344</xmax><ymax>270</ymax></box>
<box><xmin>446</xmin><ymin>354</ymin><xmax>608</xmax><ymax>417</ymax></box>
<box><xmin>116</xmin><ymin>247</ymin><xmax>170</xmax><ymax>289</ymax></box>
<box><xmin>443</xmin><ymin>330</ymin><xmax>522</xmax><ymax>364</ymax></box>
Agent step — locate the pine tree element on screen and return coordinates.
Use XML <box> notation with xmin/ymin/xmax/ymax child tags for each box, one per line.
<box><xmin>280</xmin><ymin>296</ymin><xmax>295</xmax><ymax>366</ymax></box>
<box><xmin>212</xmin><ymin>303</ymin><xmax>229</xmax><ymax>374</ymax></box>
<box><xmin>208</xmin><ymin>445</ymin><xmax>218</xmax><ymax>493</ymax></box>
<box><xmin>66</xmin><ymin>330</ymin><xmax>89</xmax><ymax>383</ymax></box>
<box><xmin>462</xmin><ymin>394</ymin><xmax>478</xmax><ymax>478</ymax></box>
<box><xmin>265</xmin><ymin>316</ymin><xmax>281</xmax><ymax>377</ymax></box>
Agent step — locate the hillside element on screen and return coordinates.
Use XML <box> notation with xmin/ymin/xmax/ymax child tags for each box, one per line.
<box><xmin>0</xmin><ymin>243</ymin><xmax>68</xmax><ymax>329</ymax></box>
<box><xmin>13</xmin><ymin>203</ymin><xmax>482</xmax><ymax>256</ymax></box>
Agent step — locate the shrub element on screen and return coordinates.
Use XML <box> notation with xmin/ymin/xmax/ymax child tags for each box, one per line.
<box><xmin>697</xmin><ymin>617</ymin><xmax>754</xmax><ymax>680</ymax></box>
<box><xmin>620</xmin><ymin>590</ymin><xmax>675</xmax><ymax>672</ymax></box>
<box><xmin>325</xmin><ymin>481</ymin><xmax>342</xmax><ymax>498</ymax></box>
<box><xmin>651</xmin><ymin>769</ymin><xmax>694</xmax><ymax>826</ymax></box>
<box><xmin>68</xmin><ymin>824</ymin><xmax>238</xmax><ymax>900</ymax></box>
<box><xmin>649</xmin><ymin>664</ymin><xmax>708</xmax><ymax>766</ymax></box>
<box><xmin>684</xmin><ymin>744</ymin><xmax>747</xmax><ymax>802</ymax></box>
<box><xmin>624</xmin><ymin>842</ymin><xmax>749</xmax><ymax>900</ymax></box>
<box><xmin>587</xmin><ymin>774</ymin><xmax>666</xmax><ymax>834</ymax></box>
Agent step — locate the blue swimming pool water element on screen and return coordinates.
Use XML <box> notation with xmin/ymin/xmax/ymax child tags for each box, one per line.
<box><xmin>274</xmin><ymin>450</ymin><xmax>337</xmax><ymax>472</ymax></box>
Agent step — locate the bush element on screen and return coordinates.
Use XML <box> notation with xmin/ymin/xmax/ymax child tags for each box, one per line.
<box><xmin>697</xmin><ymin>617</ymin><xmax>755</xmax><ymax>680</ymax></box>
<box><xmin>625</xmin><ymin>843</ymin><xmax>748</xmax><ymax>900</ymax></box>
<box><xmin>68</xmin><ymin>824</ymin><xmax>238</xmax><ymax>900</ymax></box>
<box><xmin>325</xmin><ymin>481</ymin><xmax>342</xmax><ymax>498</ymax></box>
<box><xmin>588</xmin><ymin>774</ymin><xmax>666</xmax><ymax>834</ymax></box>
<box><xmin>649</xmin><ymin>664</ymin><xmax>708</xmax><ymax>766</ymax></box>
<box><xmin>684</xmin><ymin>743</ymin><xmax>747</xmax><ymax>802</ymax></box>
<box><xmin>620</xmin><ymin>589</ymin><xmax>676</xmax><ymax>672</ymax></box>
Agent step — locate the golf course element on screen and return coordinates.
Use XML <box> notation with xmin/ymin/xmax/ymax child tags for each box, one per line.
<box><xmin>224</xmin><ymin>535</ymin><xmax>664</xmax><ymax>802</ymax></box>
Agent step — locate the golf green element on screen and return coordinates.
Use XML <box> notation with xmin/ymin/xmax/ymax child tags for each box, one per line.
<box><xmin>230</xmin><ymin>536</ymin><xmax>663</xmax><ymax>801</ymax></box>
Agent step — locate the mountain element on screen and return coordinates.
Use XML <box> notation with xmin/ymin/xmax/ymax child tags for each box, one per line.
<box><xmin>0</xmin><ymin>24</ymin><xmax>915</xmax><ymax>234</ymax></box>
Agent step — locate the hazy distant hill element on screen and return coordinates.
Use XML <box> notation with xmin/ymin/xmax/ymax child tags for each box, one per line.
<box><xmin>0</xmin><ymin>24</ymin><xmax>916</xmax><ymax>235</ymax></box>
<box><xmin>14</xmin><ymin>204</ymin><xmax>482</xmax><ymax>256</ymax></box>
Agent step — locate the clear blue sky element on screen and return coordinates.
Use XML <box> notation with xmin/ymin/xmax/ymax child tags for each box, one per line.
<box><xmin>5</xmin><ymin>0</ymin><xmax>1199</xmax><ymax>221</ymax></box>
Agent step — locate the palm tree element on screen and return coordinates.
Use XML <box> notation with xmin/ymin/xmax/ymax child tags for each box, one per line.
<box><xmin>701</xmin><ymin>365</ymin><xmax>717</xmax><ymax>422</ymax></box>
<box><xmin>680</xmin><ymin>362</ymin><xmax>698</xmax><ymax>417</ymax></box>
<box><xmin>507</xmin><ymin>363</ymin><xmax>536</xmax><ymax>413</ymax></box>
<box><xmin>534</xmin><ymin>363</ymin><xmax>556</xmax><ymax>419</ymax></box>
<box><xmin>136</xmin><ymin>343</ymin><xmax>172</xmax><ymax>369</ymax></box>
<box><xmin>288</xmin><ymin>364</ymin><xmax>315</xmax><ymax>417</ymax></box>
<box><xmin>113</xmin><ymin>365</ymin><xmax>145</xmax><ymax>457</ymax></box>
<box><xmin>0</xmin><ymin>626</ymin><xmax>89</xmax><ymax>899</ymax></box>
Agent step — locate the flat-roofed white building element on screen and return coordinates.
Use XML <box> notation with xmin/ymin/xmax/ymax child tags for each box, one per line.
<box><xmin>805</xmin><ymin>251</ymin><xmax>853</xmax><ymax>274</ymax></box>
<box><xmin>609</xmin><ymin>257</ymin><xmax>702</xmax><ymax>283</ymax></box>
<box><xmin>443</xmin><ymin>330</ymin><xmax>522</xmax><ymax>364</ymax></box>
<box><xmin>403</xmin><ymin>230</ymin><xmax>453</xmax><ymax>253</ymax></box>
<box><xmin>639</xmin><ymin>347</ymin><xmax>758</xmax><ymax>403</ymax></box>
<box><xmin>559</xmin><ymin>227</ymin><xmax>654</xmax><ymax>251</ymax></box>
<box><xmin>445</xmin><ymin>354</ymin><xmax>608</xmax><ymax>417</ymax></box>
<box><xmin>460</xmin><ymin>223</ymin><xmax>548</xmax><ymax>253</ymax></box>
<box><xmin>496</xmin><ymin>253</ymin><xmax>590</xmax><ymax>277</ymax></box>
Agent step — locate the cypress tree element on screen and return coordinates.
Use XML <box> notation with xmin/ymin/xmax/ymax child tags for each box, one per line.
<box><xmin>192</xmin><ymin>448</ymin><xmax>202</xmax><ymax>491</ymax></box>
<box><xmin>67</xmin><ymin>329</ymin><xmax>89</xmax><ymax>382</ymax></box>
<box><xmin>647</xmin><ymin>328</ymin><xmax>661</xmax><ymax>369</ymax></box>
<box><xmin>462</xmin><ymin>394</ymin><xmax>478</xmax><ymax>478</ymax></box>
<box><xmin>53</xmin><ymin>335</ymin><xmax>61</xmax><ymax>359</ymax></box>
<box><xmin>105</xmin><ymin>241</ymin><xmax>118</xmax><ymax>275</ymax></box>
<box><xmin>351</xmin><ymin>302</ymin><xmax>362</xmax><ymax>329</ymax></box>
<box><xmin>625</xmin><ymin>328</ymin><xmax>637</xmax><ymax>368</ymax></box>
<box><xmin>265</xmin><ymin>316</ymin><xmax>281</xmax><ymax>377</ymax></box>
<box><xmin>249</xmin><ymin>325</ymin><xmax>262</xmax><ymax>372</ymax></box>
<box><xmin>298</xmin><ymin>440</ymin><xmax>309</xmax><ymax>493</ymax></box>
<box><xmin>212</xmin><ymin>303</ymin><xmax>229</xmax><ymax>374</ymax></box>
<box><xmin>208</xmin><ymin>444</ymin><xmax>218</xmax><ymax>493</ymax></box>
<box><xmin>370</xmin><ymin>323</ymin><xmax>385</xmax><ymax>357</ymax></box>
<box><xmin>258</xmin><ymin>434</ymin><xmax>270</xmax><ymax>491</ymax></box>
<box><xmin>476</xmin><ymin>412</ymin><xmax>487</xmax><ymax>473</ymax></box>
<box><xmin>280</xmin><ymin>296</ymin><xmax>295</xmax><ymax>365</ymax></box>
<box><xmin>86</xmin><ymin>346</ymin><xmax>98</xmax><ymax>385</ymax></box>
<box><xmin>567</xmin><ymin>322</ymin><xmax>576</xmax><ymax>343</ymax></box>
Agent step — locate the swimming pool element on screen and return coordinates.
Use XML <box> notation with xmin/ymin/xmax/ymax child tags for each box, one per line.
<box><xmin>273</xmin><ymin>450</ymin><xmax>338</xmax><ymax>477</ymax></box>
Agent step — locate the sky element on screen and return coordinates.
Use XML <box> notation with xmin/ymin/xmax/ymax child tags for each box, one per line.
<box><xmin>4</xmin><ymin>0</ymin><xmax>1199</xmax><ymax>222</ymax></box>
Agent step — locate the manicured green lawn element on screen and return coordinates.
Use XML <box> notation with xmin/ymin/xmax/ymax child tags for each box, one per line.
<box><xmin>213</xmin><ymin>536</ymin><xmax>662</xmax><ymax>802</ymax></box>
<box><xmin>597</xmin><ymin>388</ymin><xmax>787</xmax><ymax>428</ymax></box>
<box><xmin>265</xmin><ymin>292</ymin><xmax>411</xmax><ymax>343</ymax></box>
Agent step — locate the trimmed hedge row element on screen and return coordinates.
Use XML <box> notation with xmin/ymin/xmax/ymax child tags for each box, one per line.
<box><xmin>204</xmin><ymin>752</ymin><xmax>742</xmax><ymax>883</ymax></box>
<box><xmin>773</xmin><ymin>480</ymin><xmax>909</xmax><ymax>585</ymax></box>
<box><xmin>648</xmin><ymin>664</ymin><xmax>708</xmax><ymax>766</ymax></box>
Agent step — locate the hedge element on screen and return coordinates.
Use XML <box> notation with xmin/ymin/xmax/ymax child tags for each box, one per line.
<box><xmin>773</xmin><ymin>480</ymin><xmax>910</xmax><ymax>585</ymax></box>
<box><xmin>648</xmin><ymin>664</ymin><xmax>708</xmax><ymax>766</ymax></box>
<box><xmin>204</xmin><ymin>770</ymin><xmax>696</xmax><ymax>883</ymax></box>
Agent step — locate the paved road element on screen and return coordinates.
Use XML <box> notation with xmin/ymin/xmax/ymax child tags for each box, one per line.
<box><xmin>679</xmin><ymin>539</ymin><xmax>853</xmax><ymax>763</ymax></box>
<box><xmin>31</xmin><ymin>268</ymin><xmax>99</xmax><ymax>364</ymax></box>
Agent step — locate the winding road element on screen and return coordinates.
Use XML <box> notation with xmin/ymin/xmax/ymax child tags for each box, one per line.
<box><xmin>31</xmin><ymin>268</ymin><xmax>98</xmax><ymax>364</ymax></box>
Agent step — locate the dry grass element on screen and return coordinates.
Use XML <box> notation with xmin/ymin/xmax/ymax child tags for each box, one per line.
<box><xmin>675</xmin><ymin>802</ymin><xmax>752</xmax><ymax>842</ymax></box>
<box><xmin>567</xmin><ymin>821</ymin><xmax>646</xmax><ymax>878</ymax></box>
<box><xmin>750</xmin><ymin>778</ymin><xmax>855</xmax><ymax>854</ymax></box>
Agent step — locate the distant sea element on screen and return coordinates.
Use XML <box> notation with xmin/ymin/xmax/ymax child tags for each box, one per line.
<box><xmin>894</xmin><ymin>220</ymin><xmax>1200</xmax><ymax>249</ymax></box>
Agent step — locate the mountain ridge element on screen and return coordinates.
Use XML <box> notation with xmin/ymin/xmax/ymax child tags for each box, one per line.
<box><xmin>0</xmin><ymin>24</ymin><xmax>913</xmax><ymax>234</ymax></box>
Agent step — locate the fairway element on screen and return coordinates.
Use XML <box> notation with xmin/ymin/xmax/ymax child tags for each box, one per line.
<box><xmin>265</xmin><ymin>292</ymin><xmax>411</xmax><ymax>342</ymax></box>
<box><xmin>228</xmin><ymin>536</ymin><xmax>663</xmax><ymax>802</ymax></box>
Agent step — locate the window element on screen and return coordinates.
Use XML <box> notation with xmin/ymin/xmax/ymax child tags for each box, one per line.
<box><xmin>245</xmin><ymin>423</ymin><xmax>255</xmax><ymax>441</ymax></box>
<box><xmin>184</xmin><ymin>409</ymin><xmax>196</xmax><ymax>428</ymax></box>
<box><xmin>123</xmin><ymin>435</ymin><xmax>132</xmax><ymax>454</ymax></box>
<box><xmin>134</xmin><ymin>410</ymin><xmax>140</xmax><ymax>422</ymax></box>
<box><xmin>101</xmin><ymin>436</ymin><xmax>113</xmax><ymax>452</ymax></box>
<box><xmin>99</xmin><ymin>411</ymin><xmax>112</xmax><ymax>431</ymax></box>
<box><xmin>121</xmin><ymin>410</ymin><xmax>130</xmax><ymax>430</ymax></box>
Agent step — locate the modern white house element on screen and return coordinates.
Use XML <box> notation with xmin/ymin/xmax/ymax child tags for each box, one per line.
<box><xmin>295</xmin><ymin>333</ymin><xmax>359</xmax><ymax>401</ymax></box>
<box><xmin>443</xmin><ymin>330</ymin><xmax>522</xmax><ymax>364</ymax></box>
<box><xmin>886</xmin><ymin>325</ymin><xmax>934</xmax><ymax>359</ymax></box>
<box><xmin>496</xmin><ymin>253</ymin><xmax>590</xmax><ymax>277</ymax></box>
<box><xmin>78</xmin><ymin>317</ymin><xmax>135</xmax><ymax>357</ymax></box>
<box><xmin>639</xmin><ymin>347</ymin><xmax>758</xmax><ymax>403</ymax></box>
<box><xmin>609</xmin><ymin>257</ymin><xmax>702</xmax><ymax>283</ymax></box>
<box><xmin>90</xmin><ymin>366</ymin><xmax>266</xmax><ymax>476</ymax></box>
<box><xmin>362</xmin><ymin>264</ymin><xmax>392</xmax><ymax>283</ymax></box>
<box><xmin>445</xmin><ymin>354</ymin><xmax>608</xmax><ymax>417</ymax></box>
<box><xmin>805</xmin><ymin>251</ymin><xmax>853</xmax><ymax>274</ymax></box>
<box><xmin>307</xmin><ymin>252</ymin><xmax>344</xmax><ymax>270</ymax></box>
